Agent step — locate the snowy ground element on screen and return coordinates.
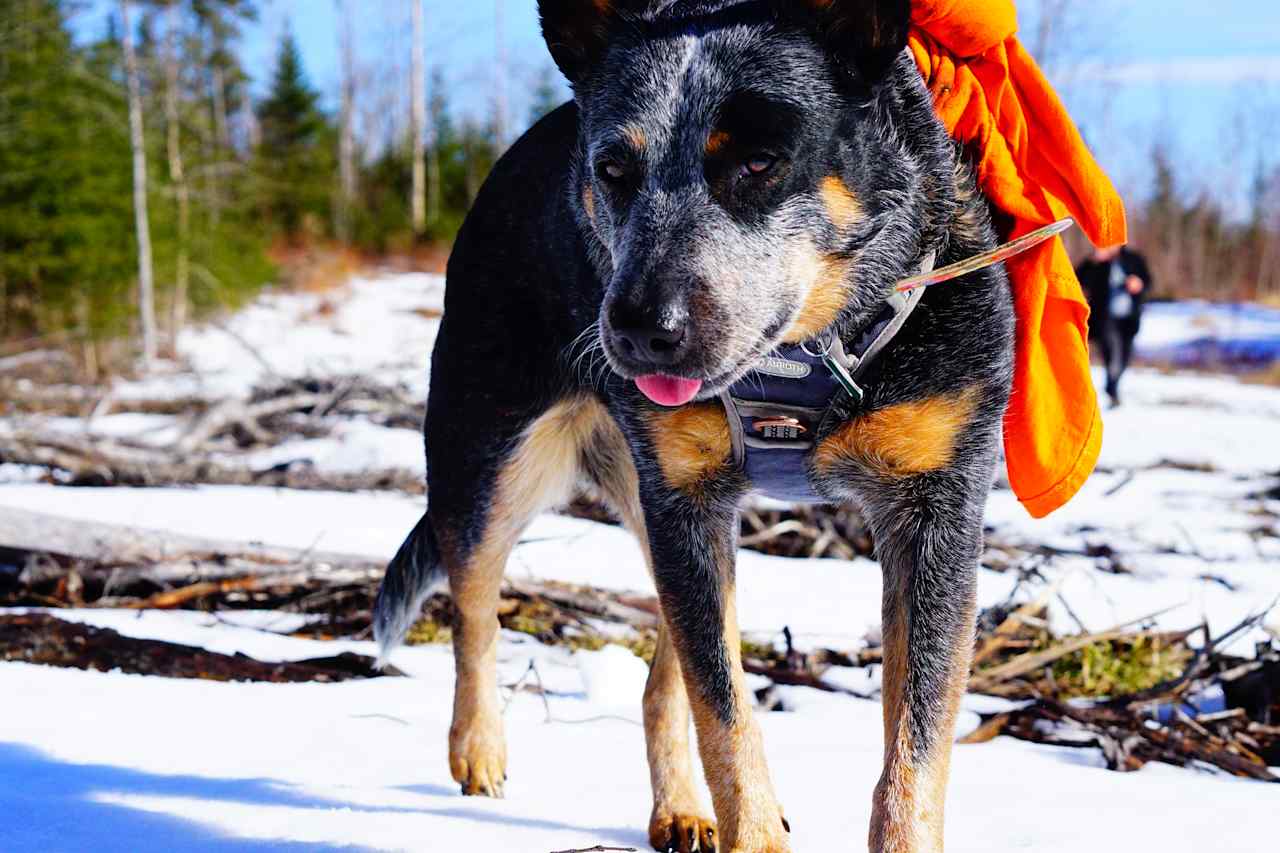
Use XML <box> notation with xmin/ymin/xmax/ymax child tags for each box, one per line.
<box><xmin>1137</xmin><ymin>300</ymin><xmax>1280</xmax><ymax>367</ymax></box>
<box><xmin>3</xmin><ymin>273</ymin><xmax>1279</xmax><ymax>851</ymax></box>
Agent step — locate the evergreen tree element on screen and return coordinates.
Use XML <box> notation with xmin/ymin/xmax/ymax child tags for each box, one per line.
<box><xmin>0</xmin><ymin>0</ymin><xmax>271</xmax><ymax>354</ymax></box>
<box><xmin>0</xmin><ymin>0</ymin><xmax>135</xmax><ymax>340</ymax></box>
<box><xmin>255</xmin><ymin>28</ymin><xmax>333</xmax><ymax>241</ymax></box>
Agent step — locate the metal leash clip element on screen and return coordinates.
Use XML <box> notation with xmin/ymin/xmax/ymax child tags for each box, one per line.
<box><xmin>801</xmin><ymin>334</ymin><xmax>864</xmax><ymax>405</ymax></box>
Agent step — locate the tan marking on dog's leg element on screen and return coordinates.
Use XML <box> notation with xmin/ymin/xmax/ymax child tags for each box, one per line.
<box><xmin>446</xmin><ymin>398</ymin><xmax>606</xmax><ymax>797</ymax></box>
<box><xmin>814</xmin><ymin>388</ymin><xmax>979</xmax><ymax>478</ymax></box>
<box><xmin>586</xmin><ymin>416</ymin><xmax>717</xmax><ymax>851</ymax></box>
<box><xmin>680</xmin><ymin>590</ymin><xmax>790</xmax><ymax>852</ymax></box>
<box><xmin>870</xmin><ymin>593</ymin><xmax>975</xmax><ymax>853</ymax></box>
<box><xmin>648</xmin><ymin>402</ymin><xmax>732</xmax><ymax>494</ymax></box>
<box><xmin>645</xmin><ymin>625</ymin><xmax>717</xmax><ymax>853</ymax></box>
<box><xmin>781</xmin><ymin>249</ymin><xmax>848</xmax><ymax>343</ymax></box>
<box><xmin>819</xmin><ymin>175</ymin><xmax>863</xmax><ymax>231</ymax></box>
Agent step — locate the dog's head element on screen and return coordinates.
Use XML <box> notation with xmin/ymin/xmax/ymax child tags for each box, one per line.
<box><xmin>541</xmin><ymin>0</ymin><xmax>951</xmax><ymax>405</ymax></box>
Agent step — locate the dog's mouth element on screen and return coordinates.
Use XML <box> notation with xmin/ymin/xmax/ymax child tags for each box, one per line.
<box><xmin>629</xmin><ymin>333</ymin><xmax>788</xmax><ymax>405</ymax></box>
<box><xmin>603</xmin><ymin>315</ymin><xmax>792</xmax><ymax>406</ymax></box>
<box><xmin>634</xmin><ymin>374</ymin><xmax>704</xmax><ymax>406</ymax></box>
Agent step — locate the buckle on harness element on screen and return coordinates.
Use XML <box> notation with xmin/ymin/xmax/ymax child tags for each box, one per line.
<box><xmin>753</xmin><ymin>416</ymin><xmax>807</xmax><ymax>440</ymax></box>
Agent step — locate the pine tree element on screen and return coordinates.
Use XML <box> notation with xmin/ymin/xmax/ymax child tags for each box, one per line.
<box><xmin>0</xmin><ymin>0</ymin><xmax>271</xmax><ymax>359</ymax></box>
<box><xmin>0</xmin><ymin>0</ymin><xmax>134</xmax><ymax>342</ymax></box>
<box><xmin>255</xmin><ymin>28</ymin><xmax>332</xmax><ymax>241</ymax></box>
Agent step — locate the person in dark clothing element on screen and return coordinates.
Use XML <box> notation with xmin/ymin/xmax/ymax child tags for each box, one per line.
<box><xmin>1078</xmin><ymin>244</ymin><xmax>1152</xmax><ymax>406</ymax></box>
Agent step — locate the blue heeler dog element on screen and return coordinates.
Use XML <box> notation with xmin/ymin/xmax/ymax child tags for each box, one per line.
<box><xmin>374</xmin><ymin>2</ymin><xmax>1015</xmax><ymax>850</ymax></box>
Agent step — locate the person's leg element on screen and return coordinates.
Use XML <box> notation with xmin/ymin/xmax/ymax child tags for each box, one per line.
<box><xmin>1115</xmin><ymin>320</ymin><xmax>1138</xmax><ymax>400</ymax></box>
<box><xmin>1103</xmin><ymin>321</ymin><xmax>1123</xmax><ymax>405</ymax></box>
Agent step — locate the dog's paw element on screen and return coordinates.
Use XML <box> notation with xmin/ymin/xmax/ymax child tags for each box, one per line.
<box><xmin>448</xmin><ymin>722</ymin><xmax>507</xmax><ymax>798</ymax></box>
<box><xmin>649</xmin><ymin>809</ymin><xmax>717</xmax><ymax>852</ymax></box>
<box><xmin>721</xmin><ymin>808</ymin><xmax>790</xmax><ymax>853</ymax></box>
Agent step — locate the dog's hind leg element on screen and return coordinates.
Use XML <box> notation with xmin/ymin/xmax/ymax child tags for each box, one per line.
<box><xmin>447</xmin><ymin>397</ymin><xmax>607</xmax><ymax>797</ymax></box>
<box><xmin>857</xmin><ymin>465</ymin><xmax>993</xmax><ymax>853</ymax></box>
<box><xmin>378</xmin><ymin>394</ymin><xmax>605</xmax><ymax>797</ymax></box>
<box><xmin>580</xmin><ymin>417</ymin><xmax>716</xmax><ymax>853</ymax></box>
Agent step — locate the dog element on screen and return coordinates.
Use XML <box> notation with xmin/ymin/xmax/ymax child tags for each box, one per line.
<box><xmin>374</xmin><ymin>2</ymin><xmax>1014</xmax><ymax>850</ymax></box>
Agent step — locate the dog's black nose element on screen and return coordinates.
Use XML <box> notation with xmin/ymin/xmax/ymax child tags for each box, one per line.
<box><xmin>608</xmin><ymin>304</ymin><xmax>687</xmax><ymax>366</ymax></box>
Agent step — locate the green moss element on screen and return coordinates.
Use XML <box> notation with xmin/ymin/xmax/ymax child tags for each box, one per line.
<box><xmin>740</xmin><ymin>637</ymin><xmax>780</xmax><ymax>662</ymax></box>
<box><xmin>404</xmin><ymin>617</ymin><xmax>451</xmax><ymax>645</ymax></box>
<box><xmin>1050</xmin><ymin>634</ymin><xmax>1190</xmax><ymax>699</ymax></box>
<box><xmin>617</xmin><ymin>631</ymin><xmax>657</xmax><ymax>665</ymax></box>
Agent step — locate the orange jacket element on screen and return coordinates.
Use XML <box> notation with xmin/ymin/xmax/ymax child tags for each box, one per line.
<box><xmin>908</xmin><ymin>0</ymin><xmax>1127</xmax><ymax>517</ymax></box>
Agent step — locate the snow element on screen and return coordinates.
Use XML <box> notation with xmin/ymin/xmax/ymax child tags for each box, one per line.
<box><xmin>3</xmin><ymin>272</ymin><xmax>1279</xmax><ymax>851</ymax></box>
<box><xmin>236</xmin><ymin>422</ymin><xmax>426</xmax><ymax>478</ymax></box>
<box><xmin>1136</xmin><ymin>300</ymin><xmax>1280</xmax><ymax>367</ymax></box>
<box><xmin>162</xmin><ymin>273</ymin><xmax>444</xmax><ymax>399</ymax></box>
<box><xmin>6</xmin><ymin>622</ymin><xmax>1279</xmax><ymax>852</ymax></box>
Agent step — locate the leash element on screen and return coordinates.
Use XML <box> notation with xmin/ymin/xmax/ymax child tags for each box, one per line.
<box><xmin>895</xmin><ymin>218</ymin><xmax>1074</xmax><ymax>292</ymax></box>
<box><xmin>720</xmin><ymin>217</ymin><xmax>1074</xmax><ymax>502</ymax></box>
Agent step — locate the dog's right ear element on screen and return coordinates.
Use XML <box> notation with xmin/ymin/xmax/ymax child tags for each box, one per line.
<box><xmin>537</xmin><ymin>0</ymin><xmax>626</xmax><ymax>85</ymax></box>
<box><xmin>788</xmin><ymin>0</ymin><xmax>911</xmax><ymax>82</ymax></box>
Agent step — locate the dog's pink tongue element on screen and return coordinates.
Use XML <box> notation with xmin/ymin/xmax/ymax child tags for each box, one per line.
<box><xmin>635</xmin><ymin>374</ymin><xmax>703</xmax><ymax>406</ymax></box>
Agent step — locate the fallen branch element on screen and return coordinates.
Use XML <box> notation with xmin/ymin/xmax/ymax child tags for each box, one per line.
<box><xmin>0</xmin><ymin>349</ymin><xmax>74</xmax><ymax>374</ymax></box>
<box><xmin>964</xmin><ymin>697</ymin><xmax>1279</xmax><ymax>782</ymax></box>
<box><xmin>0</xmin><ymin>430</ymin><xmax>424</xmax><ymax>492</ymax></box>
<box><xmin>0</xmin><ymin>612</ymin><xmax>393</xmax><ymax>683</ymax></box>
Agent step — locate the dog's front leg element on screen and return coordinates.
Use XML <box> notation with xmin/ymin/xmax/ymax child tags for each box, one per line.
<box><xmin>860</xmin><ymin>472</ymin><xmax>987</xmax><ymax>853</ymax></box>
<box><xmin>644</xmin><ymin>490</ymin><xmax>790</xmax><ymax>853</ymax></box>
<box><xmin>644</xmin><ymin>622</ymin><xmax>717</xmax><ymax>853</ymax></box>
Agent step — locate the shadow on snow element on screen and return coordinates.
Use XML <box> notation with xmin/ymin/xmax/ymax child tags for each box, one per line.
<box><xmin>0</xmin><ymin>741</ymin><xmax>369</xmax><ymax>852</ymax></box>
<box><xmin>1</xmin><ymin>741</ymin><xmax>651</xmax><ymax>851</ymax></box>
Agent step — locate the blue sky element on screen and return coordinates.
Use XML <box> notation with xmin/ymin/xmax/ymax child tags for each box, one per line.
<box><xmin>75</xmin><ymin>0</ymin><xmax>1280</xmax><ymax>216</ymax></box>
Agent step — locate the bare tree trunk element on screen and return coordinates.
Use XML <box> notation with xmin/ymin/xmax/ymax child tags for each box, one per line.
<box><xmin>493</xmin><ymin>0</ymin><xmax>507</xmax><ymax>149</ymax></box>
<box><xmin>337</xmin><ymin>0</ymin><xmax>357</xmax><ymax>244</ymax></box>
<box><xmin>164</xmin><ymin>2</ymin><xmax>190</xmax><ymax>350</ymax></box>
<box><xmin>427</xmin><ymin>115</ymin><xmax>441</xmax><ymax>225</ymax></box>
<box><xmin>122</xmin><ymin>0</ymin><xmax>157</xmax><ymax>370</ymax></box>
<box><xmin>208</xmin><ymin>64</ymin><xmax>228</xmax><ymax>227</ymax></box>
<box><xmin>410</xmin><ymin>0</ymin><xmax>426</xmax><ymax>236</ymax></box>
<box><xmin>464</xmin><ymin>129</ymin><xmax>480</xmax><ymax>204</ymax></box>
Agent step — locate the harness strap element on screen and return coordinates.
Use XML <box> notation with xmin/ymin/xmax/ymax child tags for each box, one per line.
<box><xmin>846</xmin><ymin>271</ymin><xmax>929</xmax><ymax>379</ymax></box>
<box><xmin>716</xmin><ymin>221</ymin><xmax>1072</xmax><ymax>502</ymax></box>
<box><xmin>720</xmin><ymin>251</ymin><xmax>936</xmax><ymax>502</ymax></box>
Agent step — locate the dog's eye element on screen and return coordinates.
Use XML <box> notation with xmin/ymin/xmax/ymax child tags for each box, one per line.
<box><xmin>742</xmin><ymin>154</ymin><xmax>777</xmax><ymax>177</ymax></box>
<box><xmin>597</xmin><ymin>160</ymin><xmax>629</xmax><ymax>183</ymax></box>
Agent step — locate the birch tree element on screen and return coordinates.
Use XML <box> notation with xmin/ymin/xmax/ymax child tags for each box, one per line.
<box><xmin>337</xmin><ymin>0</ymin><xmax>357</xmax><ymax>243</ymax></box>
<box><xmin>410</xmin><ymin>0</ymin><xmax>426</xmax><ymax>236</ymax></box>
<box><xmin>121</xmin><ymin>0</ymin><xmax>158</xmax><ymax>368</ymax></box>
<box><xmin>164</xmin><ymin>0</ymin><xmax>191</xmax><ymax>345</ymax></box>
<box><xmin>493</xmin><ymin>0</ymin><xmax>508</xmax><ymax>149</ymax></box>
<box><xmin>427</xmin><ymin>67</ymin><xmax>442</xmax><ymax>225</ymax></box>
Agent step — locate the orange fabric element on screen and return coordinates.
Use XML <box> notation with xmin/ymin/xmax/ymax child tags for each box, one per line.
<box><xmin>907</xmin><ymin>0</ymin><xmax>1127</xmax><ymax>517</ymax></box>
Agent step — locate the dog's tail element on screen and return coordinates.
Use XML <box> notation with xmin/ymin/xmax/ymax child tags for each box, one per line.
<box><xmin>373</xmin><ymin>513</ymin><xmax>445</xmax><ymax>668</ymax></box>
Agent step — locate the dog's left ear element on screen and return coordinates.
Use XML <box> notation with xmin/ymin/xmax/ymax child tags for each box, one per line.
<box><xmin>790</xmin><ymin>0</ymin><xmax>911</xmax><ymax>82</ymax></box>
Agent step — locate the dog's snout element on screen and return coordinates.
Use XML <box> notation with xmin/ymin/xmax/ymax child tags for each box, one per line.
<box><xmin>608</xmin><ymin>301</ymin><xmax>687</xmax><ymax>366</ymax></box>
